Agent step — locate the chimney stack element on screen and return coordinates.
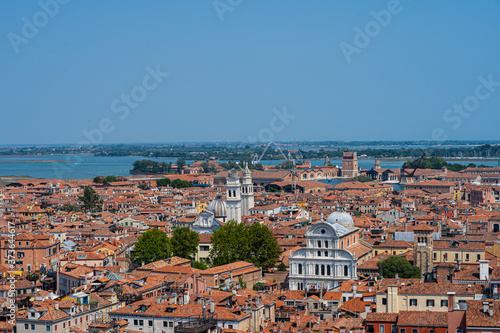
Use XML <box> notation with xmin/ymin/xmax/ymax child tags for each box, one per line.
<box><xmin>489</xmin><ymin>302</ymin><xmax>494</xmax><ymax>317</ymax></box>
<box><xmin>447</xmin><ymin>292</ymin><xmax>455</xmax><ymax>311</ymax></box>
<box><xmin>479</xmin><ymin>260</ymin><xmax>489</xmax><ymax>281</ymax></box>
<box><xmin>387</xmin><ymin>285</ymin><xmax>398</xmax><ymax>313</ymax></box>
<box><xmin>483</xmin><ymin>301</ymin><xmax>489</xmax><ymax>314</ymax></box>
<box><xmin>365</xmin><ymin>304</ymin><xmax>370</xmax><ymax>313</ymax></box>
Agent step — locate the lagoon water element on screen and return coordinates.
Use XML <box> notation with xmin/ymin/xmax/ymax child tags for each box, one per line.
<box><xmin>0</xmin><ymin>155</ymin><xmax>497</xmax><ymax>180</ymax></box>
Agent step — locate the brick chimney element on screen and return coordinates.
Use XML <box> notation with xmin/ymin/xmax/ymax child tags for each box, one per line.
<box><xmin>447</xmin><ymin>292</ymin><xmax>455</xmax><ymax>311</ymax></box>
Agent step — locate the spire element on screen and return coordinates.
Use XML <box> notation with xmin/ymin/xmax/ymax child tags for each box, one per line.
<box><xmin>243</xmin><ymin>161</ymin><xmax>251</xmax><ymax>178</ymax></box>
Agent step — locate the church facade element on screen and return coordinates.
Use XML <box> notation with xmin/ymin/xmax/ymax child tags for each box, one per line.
<box><xmin>288</xmin><ymin>212</ymin><xmax>359</xmax><ymax>291</ymax></box>
<box><xmin>195</xmin><ymin>164</ymin><xmax>254</xmax><ymax>231</ymax></box>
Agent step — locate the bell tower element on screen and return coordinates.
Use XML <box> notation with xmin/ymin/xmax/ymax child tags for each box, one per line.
<box><xmin>226</xmin><ymin>169</ymin><xmax>242</xmax><ymax>223</ymax></box>
<box><xmin>241</xmin><ymin>162</ymin><xmax>254</xmax><ymax>217</ymax></box>
<box><xmin>413</xmin><ymin>225</ymin><xmax>434</xmax><ymax>274</ymax></box>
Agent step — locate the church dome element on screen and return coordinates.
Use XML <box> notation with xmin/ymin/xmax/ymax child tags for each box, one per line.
<box><xmin>207</xmin><ymin>194</ymin><xmax>227</xmax><ymax>218</ymax></box>
<box><xmin>326</xmin><ymin>211</ymin><xmax>354</xmax><ymax>229</ymax></box>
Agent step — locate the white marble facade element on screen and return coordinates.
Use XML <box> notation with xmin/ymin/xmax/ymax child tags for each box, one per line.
<box><xmin>288</xmin><ymin>213</ymin><xmax>358</xmax><ymax>291</ymax></box>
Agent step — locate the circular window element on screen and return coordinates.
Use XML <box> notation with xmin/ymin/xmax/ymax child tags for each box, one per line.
<box><xmin>321</xmin><ymin>229</ymin><xmax>326</xmax><ymax>234</ymax></box>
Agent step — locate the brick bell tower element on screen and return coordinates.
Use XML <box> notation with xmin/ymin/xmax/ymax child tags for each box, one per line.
<box><xmin>413</xmin><ymin>225</ymin><xmax>434</xmax><ymax>274</ymax></box>
<box><xmin>341</xmin><ymin>151</ymin><xmax>359</xmax><ymax>178</ymax></box>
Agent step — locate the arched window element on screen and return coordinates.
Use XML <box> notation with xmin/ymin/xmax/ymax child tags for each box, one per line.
<box><xmin>315</xmin><ymin>265</ymin><xmax>319</xmax><ymax>275</ymax></box>
<box><xmin>325</xmin><ymin>240</ymin><xmax>328</xmax><ymax>248</ymax></box>
<box><xmin>317</xmin><ymin>251</ymin><xmax>321</xmax><ymax>257</ymax></box>
<box><xmin>341</xmin><ymin>241</ymin><xmax>343</xmax><ymax>248</ymax></box>
<box><xmin>321</xmin><ymin>265</ymin><xmax>325</xmax><ymax>275</ymax></box>
<box><xmin>344</xmin><ymin>265</ymin><xmax>348</xmax><ymax>276</ymax></box>
<box><xmin>318</xmin><ymin>240</ymin><xmax>322</xmax><ymax>248</ymax></box>
<box><xmin>325</xmin><ymin>251</ymin><xmax>328</xmax><ymax>257</ymax></box>
<box><xmin>298</xmin><ymin>264</ymin><xmax>302</xmax><ymax>275</ymax></box>
<box><xmin>347</xmin><ymin>239</ymin><xmax>350</xmax><ymax>246</ymax></box>
<box><xmin>327</xmin><ymin>265</ymin><xmax>331</xmax><ymax>275</ymax></box>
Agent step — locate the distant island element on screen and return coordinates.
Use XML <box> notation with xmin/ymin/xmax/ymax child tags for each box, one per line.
<box><xmin>0</xmin><ymin>141</ymin><xmax>499</xmax><ymax>162</ymax></box>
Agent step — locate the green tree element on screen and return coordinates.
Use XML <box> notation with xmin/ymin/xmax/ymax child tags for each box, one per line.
<box><xmin>277</xmin><ymin>262</ymin><xmax>287</xmax><ymax>271</ymax></box>
<box><xmin>192</xmin><ymin>260</ymin><xmax>208</xmax><ymax>270</ymax></box>
<box><xmin>131</xmin><ymin>229</ymin><xmax>171</xmax><ymax>265</ymax></box>
<box><xmin>238</xmin><ymin>275</ymin><xmax>247</xmax><ymax>289</ymax></box>
<box><xmin>133</xmin><ymin>159</ymin><xmax>175</xmax><ymax>174</ymax></box>
<box><xmin>157</xmin><ymin>178</ymin><xmax>171</xmax><ymax>187</ymax></box>
<box><xmin>103</xmin><ymin>175</ymin><xmax>118</xmax><ymax>184</ymax></box>
<box><xmin>377</xmin><ymin>256</ymin><xmax>421</xmax><ymax>278</ymax></box>
<box><xmin>253</xmin><ymin>282</ymin><xmax>265</xmax><ymax>291</ymax></box>
<box><xmin>176</xmin><ymin>158</ymin><xmax>186</xmax><ymax>173</ymax></box>
<box><xmin>351</xmin><ymin>175</ymin><xmax>374</xmax><ymax>183</ymax></box>
<box><xmin>209</xmin><ymin>220</ymin><xmax>250</xmax><ymax>267</ymax></box>
<box><xmin>171</xmin><ymin>227</ymin><xmax>199</xmax><ymax>260</ymax></box>
<box><xmin>60</xmin><ymin>203</ymin><xmax>81</xmax><ymax>212</ymax></box>
<box><xmin>93</xmin><ymin>176</ymin><xmax>103</xmax><ymax>183</ymax></box>
<box><xmin>247</xmin><ymin>223</ymin><xmax>282</xmax><ymax>270</ymax></box>
<box><xmin>78</xmin><ymin>186</ymin><xmax>103</xmax><ymax>213</ymax></box>
<box><xmin>254</xmin><ymin>163</ymin><xmax>264</xmax><ymax>170</ymax></box>
<box><xmin>209</xmin><ymin>221</ymin><xmax>281</xmax><ymax>270</ymax></box>
<box><xmin>201</xmin><ymin>162</ymin><xmax>218</xmax><ymax>173</ymax></box>
<box><xmin>171</xmin><ymin>179</ymin><xmax>193</xmax><ymax>188</ymax></box>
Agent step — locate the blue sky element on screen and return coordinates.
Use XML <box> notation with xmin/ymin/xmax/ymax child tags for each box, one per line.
<box><xmin>1</xmin><ymin>1</ymin><xmax>500</xmax><ymax>144</ymax></box>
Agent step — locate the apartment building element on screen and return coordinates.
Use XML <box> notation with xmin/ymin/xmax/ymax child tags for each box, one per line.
<box><xmin>0</xmin><ymin>233</ymin><xmax>59</xmax><ymax>274</ymax></box>
<box><xmin>376</xmin><ymin>282</ymin><xmax>483</xmax><ymax>313</ymax></box>
<box><xmin>16</xmin><ymin>291</ymin><xmax>122</xmax><ymax>333</ymax></box>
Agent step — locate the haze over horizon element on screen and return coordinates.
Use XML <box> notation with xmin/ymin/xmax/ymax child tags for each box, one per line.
<box><xmin>2</xmin><ymin>1</ymin><xmax>500</xmax><ymax>145</ymax></box>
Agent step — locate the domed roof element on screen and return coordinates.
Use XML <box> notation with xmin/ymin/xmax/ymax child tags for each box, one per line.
<box><xmin>326</xmin><ymin>211</ymin><xmax>354</xmax><ymax>229</ymax></box>
<box><xmin>207</xmin><ymin>194</ymin><xmax>227</xmax><ymax>218</ymax></box>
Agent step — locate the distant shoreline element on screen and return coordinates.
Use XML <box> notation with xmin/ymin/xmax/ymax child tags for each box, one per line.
<box><xmin>0</xmin><ymin>154</ymin><xmax>497</xmax><ymax>162</ymax></box>
<box><xmin>0</xmin><ymin>160</ymin><xmax>66</xmax><ymax>164</ymax></box>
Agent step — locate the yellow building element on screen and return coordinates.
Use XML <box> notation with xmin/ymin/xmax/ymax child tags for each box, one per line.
<box><xmin>433</xmin><ymin>239</ymin><xmax>485</xmax><ymax>263</ymax></box>
<box><xmin>196</xmin><ymin>200</ymin><xmax>208</xmax><ymax>214</ymax></box>
<box><xmin>372</xmin><ymin>240</ymin><xmax>413</xmax><ymax>257</ymax></box>
<box><xmin>376</xmin><ymin>282</ymin><xmax>481</xmax><ymax>313</ymax></box>
<box><xmin>18</xmin><ymin>204</ymin><xmax>47</xmax><ymax>220</ymax></box>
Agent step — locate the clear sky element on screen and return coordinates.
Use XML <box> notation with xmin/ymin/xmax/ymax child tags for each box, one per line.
<box><xmin>1</xmin><ymin>1</ymin><xmax>500</xmax><ymax>144</ymax></box>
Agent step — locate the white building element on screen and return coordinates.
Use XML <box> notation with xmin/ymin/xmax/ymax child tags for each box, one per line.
<box><xmin>241</xmin><ymin>163</ymin><xmax>255</xmax><ymax>217</ymax></box>
<box><xmin>226</xmin><ymin>169</ymin><xmax>242</xmax><ymax>223</ymax></box>
<box><xmin>192</xmin><ymin>210</ymin><xmax>223</xmax><ymax>234</ymax></box>
<box><xmin>288</xmin><ymin>212</ymin><xmax>359</xmax><ymax>291</ymax></box>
